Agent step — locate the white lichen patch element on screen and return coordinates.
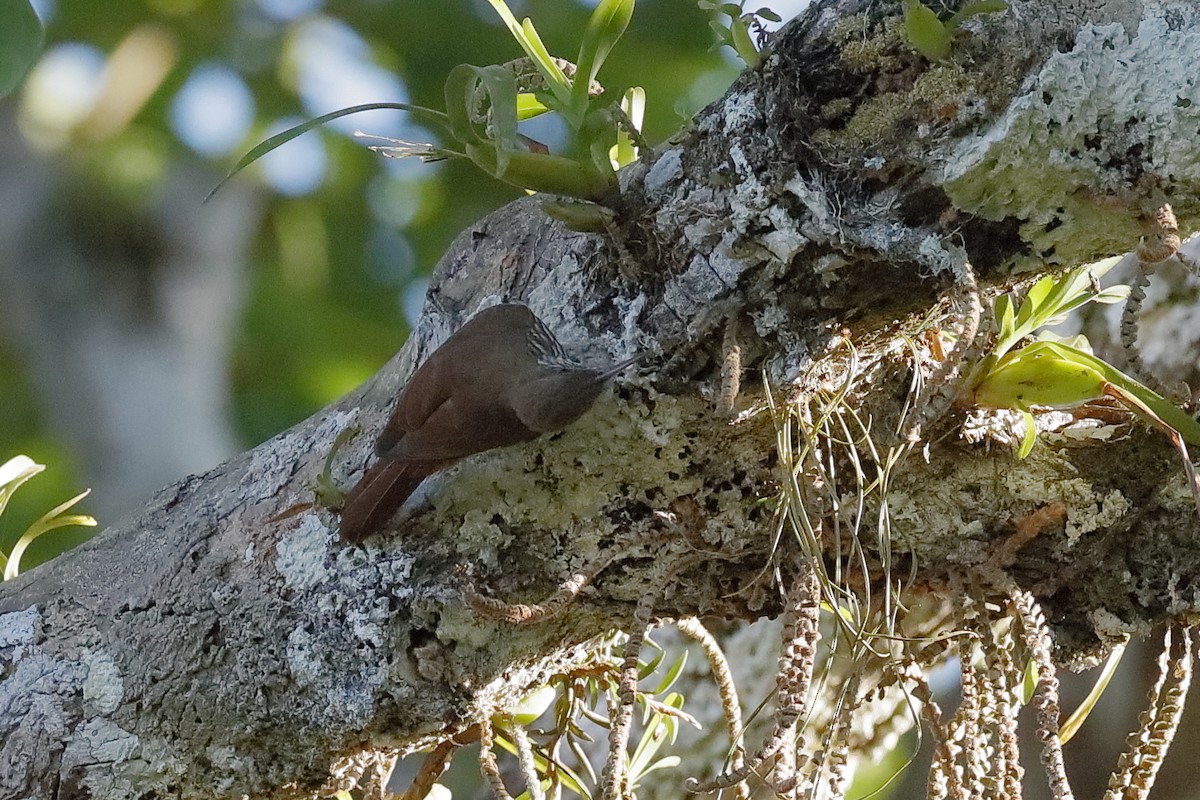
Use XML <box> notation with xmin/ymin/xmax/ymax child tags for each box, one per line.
<box><xmin>82</xmin><ymin>648</ymin><xmax>123</xmax><ymax>716</ymax></box>
<box><xmin>0</xmin><ymin>606</ymin><xmax>40</xmax><ymax>651</ymax></box>
<box><xmin>205</xmin><ymin>745</ymin><xmax>253</xmax><ymax>793</ymax></box>
<box><xmin>64</xmin><ymin>718</ymin><xmax>140</xmax><ymax>764</ymax></box>
<box><xmin>719</xmin><ymin>89</ymin><xmax>760</xmax><ymax>136</ymax></box>
<box><xmin>943</xmin><ymin>8</ymin><xmax>1200</xmax><ymax>265</ymax></box>
<box><xmin>1090</xmin><ymin>607</ymin><xmax>1146</xmax><ymax>643</ymax></box>
<box><xmin>275</xmin><ymin>514</ymin><xmax>335</xmax><ymax>590</ymax></box>
<box><xmin>1065</xmin><ymin>489</ymin><xmax>1131</xmax><ymax>545</ymax></box>
<box><xmin>458</xmin><ymin>509</ymin><xmax>509</xmax><ymax>569</ymax></box>
<box><xmin>1000</xmin><ymin>457</ymin><xmax>1130</xmax><ymax>546</ymax></box>
<box><xmin>286</xmin><ymin>626</ymin><xmax>322</xmax><ymax>687</ymax></box>
<box><xmin>888</xmin><ymin>446</ymin><xmax>1129</xmax><ymax>559</ymax></box>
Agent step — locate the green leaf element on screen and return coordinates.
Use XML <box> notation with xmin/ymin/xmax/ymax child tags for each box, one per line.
<box><xmin>465</xmin><ymin>142</ymin><xmax>612</xmax><ymax>198</ymax></box>
<box><xmin>1021</xmin><ymin>656</ymin><xmax>1038</xmax><ymax>704</ymax></box>
<box><xmin>516</xmin><ymin>92</ymin><xmax>551</xmax><ymax>120</ymax></box>
<box><xmin>445</xmin><ymin>63</ymin><xmax>520</xmax><ymax>162</ymax></box>
<box><xmin>519</xmin><ymin>19</ymin><xmax>573</xmax><ymax>106</ymax></box>
<box><xmin>1059</xmin><ymin>640</ymin><xmax>1125</xmax><ymax>743</ymax></box>
<box><xmin>512</xmin><ymin>685</ymin><xmax>557</xmax><ymax>725</ymax></box>
<box><xmin>994</xmin><ymin>294</ymin><xmax>1015</xmax><ymax>344</ymax></box>
<box><xmin>207</xmin><ymin>102</ymin><xmax>448</xmax><ymax>201</ymax></box>
<box><xmin>648</xmin><ymin>650</ymin><xmax>688</xmax><ymax>695</ymax></box>
<box><xmin>573</xmin><ymin>0</ymin><xmax>633</xmax><ymax>111</ymax></box>
<box><xmin>975</xmin><ymin>340</ymin><xmax>1200</xmax><ymax>448</ymax></box>
<box><xmin>902</xmin><ymin>0</ymin><xmax>951</xmax><ymax>60</ymax></box>
<box><xmin>1017</xmin><ymin>410</ymin><xmax>1037</xmax><ymax>459</ymax></box>
<box><xmin>608</xmin><ymin>86</ymin><xmax>644</xmax><ymax>169</ymax></box>
<box><xmin>728</xmin><ymin>15</ymin><xmax>762</xmax><ymax>68</ymax></box>
<box><xmin>0</xmin><ymin>0</ymin><xmax>43</xmax><ymax>99</ymax></box>
<box><xmin>974</xmin><ymin>341</ymin><xmax>1107</xmax><ymax>412</ymax></box>
<box><xmin>637</xmin><ymin>646</ymin><xmax>665</xmax><ymax>680</ymax></box>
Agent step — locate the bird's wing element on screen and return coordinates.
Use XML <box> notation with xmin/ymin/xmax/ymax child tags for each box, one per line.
<box><xmin>383</xmin><ymin>394</ymin><xmax>539</xmax><ymax>462</ymax></box>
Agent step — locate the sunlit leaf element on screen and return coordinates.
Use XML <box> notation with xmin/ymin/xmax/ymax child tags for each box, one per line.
<box><xmin>207</xmin><ymin>102</ymin><xmax>448</xmax><ymax>201</ymax></box>
<box><xmin>574</xmin><ymin>0</ymin><xmax>633</xmax><ymax>110</ymax></box>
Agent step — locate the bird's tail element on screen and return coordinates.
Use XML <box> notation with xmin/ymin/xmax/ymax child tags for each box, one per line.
<box><xmin>339</xmin><ymin>461</ymin><xmax>429</xmax><ymax>544</ymax></box>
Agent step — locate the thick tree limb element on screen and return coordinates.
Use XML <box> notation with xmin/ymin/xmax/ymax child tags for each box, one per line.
<box><xmin>3</xmin><ymin>1</ymin><xmax>1200</xmax><ymax>798</ymax></box>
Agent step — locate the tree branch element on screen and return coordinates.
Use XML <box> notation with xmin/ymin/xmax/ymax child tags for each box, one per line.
<box><xmin>3</xmin><ymin>1</ymin><xmax>1200</xmax><ymax>797</ymax></box>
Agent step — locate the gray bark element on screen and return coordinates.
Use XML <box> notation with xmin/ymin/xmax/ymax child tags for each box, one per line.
<box><xmin>3</xmin><ymin>1</ymin><xmax>1200</xmax><ymax>797</ymax></box>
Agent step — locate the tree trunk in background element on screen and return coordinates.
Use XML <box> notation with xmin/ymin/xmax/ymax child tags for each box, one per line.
<box><xmin>0</xmin><ymin>108</ymin><xmax>256</xmax><ymax>521</ymax></box>
<box><xmin>3</xmin><ymin>2</ymin><xmax>1200</xmax><ymax>798</ymax></box>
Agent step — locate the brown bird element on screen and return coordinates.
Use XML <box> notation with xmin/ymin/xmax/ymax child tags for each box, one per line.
<box><xmin>339</xmin><ymin>303</ymin><xmax>641</xmax><ymax>543</ymax></box>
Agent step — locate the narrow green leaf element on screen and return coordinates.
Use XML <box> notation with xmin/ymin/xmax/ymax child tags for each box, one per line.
<box><xmin>1021</xmin><ymin>657</ymin><xmax>1038</xmax><ymax>704</ymax></box>
<box><xmin>516</xmin><ymin>92</ymin><xmax>551</xmax><ymax>120</ymax></box>
<box><xmin>728</xmin><ymin>16</ymin><xmax>762</xmax><ymax>68</ymax></box>
<box><xmin>609</xmin><ymin>86</ymin><xmax>644</xmax><ymax>169</ymax></box>
<box><xmin>1059</xmin><ymin>640</ymin><xmax>1126</xmax><ymax>743</ymax></box>
<box><xmin>5</xmin><ymin>489</ymin><xmax>96</xmax><ymax>581</ymax></box>
<box><xmin>1015</xmin><ymin>275</ymin><xmax>1056</xmax><ymax>328</ymax></box>
<box><xmin>486</xmin><ymin>0</ymin><xmax>533</xmax><ymax>51</ymax></box>
<box><xmin>207</xmin><ymin>102</ymin><xmax>448</xmax><ymax>201</ymax></box>
<box><xmin>465</xmin><ymin>143</ymin><xmax>611</xmax><ymax>198</ymax></box>
<box><xmin>519</xmin><ymin>19</ymin><xmax>572</xmax><ymax>106</ymax></box>
<box><xmin>0</xmin><ymin>0</ymin><xmax>43</xmax><ymax>98</ymax></box>
<box><xmin>648</xmin><ymin>650</ymin><xmax>687</xmax><ymax>695</ymax></box>
<box><xmin>994</xmin><ymin>294</ymin><xmax>1015</xmax><ymax>344</ymax></box>
<box><xmin>1017</xmin><ymin>410</ymin><xmax>1037</xmax><ymax>459</ymax></box>
<box><xmin>637</xmin><ymin>647</ymin><xmax>664</xmax><ymax>680</ymax></box>
<box><xmin>573</xmin><ymin>0</ymin><xmax>633</xmax><ymax>110</ymax></box>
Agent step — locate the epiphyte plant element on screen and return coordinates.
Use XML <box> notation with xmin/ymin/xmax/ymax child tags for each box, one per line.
<box><xmin>967</xmin><ymin>258</ymin><xmax>1200</xmax><ymax>458</ymax></box>
<box><xmin>212</xmin><ymin>0</ymin><xmax>642</xmax><ymax>202</ymax></box>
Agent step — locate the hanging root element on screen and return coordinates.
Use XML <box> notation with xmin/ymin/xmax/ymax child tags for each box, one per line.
<box><xmin>904</xmin><ymin>252</ymin><xmax>981</xmax><ymax>444</ymax></box>
<box><xmin>819</xmin><ymin>671</ymin><xmax>861</xmax><ymax>800</ymax></box>
<box><xmin>686</xmin><ymin>566</ymin><xmax>821</xmax><ymax>794</ymax></box>
<box><xmin>905</xmin><ymin>665</ymin><xmax>962</xmax><ymax>800</ymax></box>
<box><xmin>951</xmin><ymin>636</ymin><xmax>987</xmax><ymax>799</ymax></box>
<box><xmin>979</xmin><ymin>613</ymin><xmax>1024</xmax><ymax>799</ymax></box>
<box><xmin>1123</xmin><ymin>204</ymin><xmax>1185</xmax><ymax>400</ymax></box>
<box><xmin>600</xmin><ymin>589</ymin><xmax>659</xmax><ymax>800</ymax></box>
<box><xmin>674</xmin><ymin>617</ymin><xmax>750</xmax><ymax>800</ymax></box>
<box><xmin>510</xmin><ymin>718</ymin><xmax>546</xmax><ymax>800</ymax></box>
<box><xmin>479</xmin><ymin>717</ymin><xmax>516</xmax><ymax>800</ymax></box>
<box><xmin>1010</xmin><ymin>589</ymin><xmax>1075</xmax><ymax>800</ymax></box>
<box><xmin>1104</xmin><ymin>623</ymin><xmax>1193</xmax><ymax>800</ymax></box>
